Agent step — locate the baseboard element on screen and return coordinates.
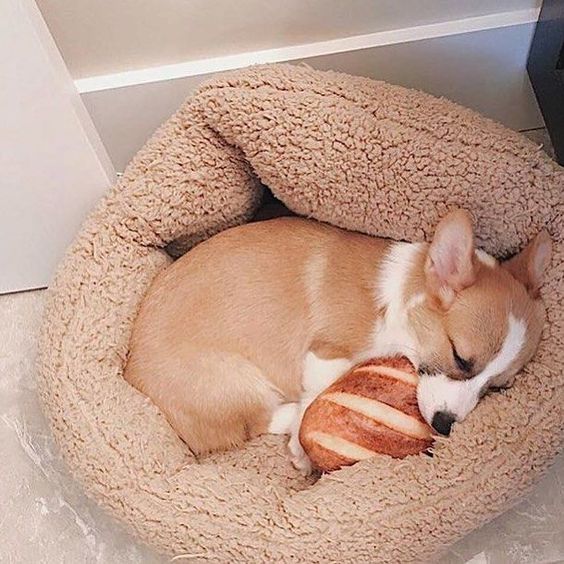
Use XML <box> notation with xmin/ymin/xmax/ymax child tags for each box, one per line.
<box><xmin>75</xmin><ymin>8</ymin><xmax>539</xmax><ymax>93</ymax></box>
<box><xmin>80</xmin><ymin>10</ymin><xmax>544</xmax><ymax>171</ymax></box>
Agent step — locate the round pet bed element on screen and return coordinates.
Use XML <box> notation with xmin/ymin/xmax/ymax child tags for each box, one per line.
<box><xmin>38</xmin><ymin>64</ymin><xmax>563</xmax><ymax>562</ymax></box>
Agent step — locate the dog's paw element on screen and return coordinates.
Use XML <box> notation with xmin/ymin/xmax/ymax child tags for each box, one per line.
<box><xmin>288</xmin><ymin>432</ymin><xmax>313</xmax><ymax>476</ymax></box>
<box><xmin>291</xmin><ymin>451</ymin><xmax>313</xmax><ymax>476</ymax></box>
<box><xmin>268</xmin><ymin>402</ymin><xmax>298</xmax><ymax>434</ymax></box>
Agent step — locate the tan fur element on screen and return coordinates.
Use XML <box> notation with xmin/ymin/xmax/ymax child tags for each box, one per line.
<box><xmin>425</xmin><ymin>209</ymin><xmax>476</xmax><ymax>308</ymax></box>
<box><xmin>125</xmin><ymin>218</ymin><xmax>389</xmax><ymax>453</ymax></box>
<box><xmin>503</xmin><ymin>230</ymin><xmax>553</xmax><ymax>298</ymax></box>
<box><xmin>410</xmin><ymin>263</ymin><xmax>545</xmax><ymax>383</ymax></box>
<box><xmin>125</xmin><ymin>211</ymin><xmax>550</xmax><ymax>455</ymax></box>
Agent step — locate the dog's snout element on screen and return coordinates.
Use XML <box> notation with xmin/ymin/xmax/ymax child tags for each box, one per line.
<box><xmin>431</xmin><ymin>411</ymin><xmax>455</xmax><ymax>436</ymax></box>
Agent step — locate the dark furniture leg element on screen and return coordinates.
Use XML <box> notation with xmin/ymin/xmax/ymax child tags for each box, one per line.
<box><xmin>527</xmin><ymin>0</ymin><xmax>564</xmax><ymax>165</ymax></box>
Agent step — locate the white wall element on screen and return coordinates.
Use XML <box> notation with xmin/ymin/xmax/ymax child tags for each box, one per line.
<box><xmin>37</xmin><ymin>0</ymin><xmax>539</xmax><ymax>78</ymax></box>
<box><xmin>82</xmin><ymin>21</ymin><xmax>542</xmax><ymax>172</ymax></box>
<box><xmin>34</xmin><ymin>0</ymin><xmax>544</xmax><ymax>174</ymax></box>
<box><xmin>0</xmin><ymin>0</ymin><xmax>115</xmax><ymax>293</ymax></box>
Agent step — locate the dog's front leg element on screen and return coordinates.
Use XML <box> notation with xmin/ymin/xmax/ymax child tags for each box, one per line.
<box><xmin>270</xmin><ymin>350</ymin><xmax>352</xmax><ymax>475</ymax></box>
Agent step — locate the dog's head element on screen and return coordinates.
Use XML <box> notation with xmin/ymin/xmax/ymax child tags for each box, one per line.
<box><xmin>411</xmin><ymin>210</ymin><xmax>551</xmax><ymax>436</ymax></box>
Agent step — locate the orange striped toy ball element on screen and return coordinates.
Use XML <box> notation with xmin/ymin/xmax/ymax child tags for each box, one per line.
<box><xmin>299</xmin><ymin>357</ymin><xmax>433</xmax><ymax>472</ymax></box>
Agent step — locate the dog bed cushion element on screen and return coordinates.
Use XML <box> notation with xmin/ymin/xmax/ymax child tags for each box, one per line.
<box><xmin>38</xmin><ymin>64</ymin><xmax>563</xmax><ymax>562</ymax></box>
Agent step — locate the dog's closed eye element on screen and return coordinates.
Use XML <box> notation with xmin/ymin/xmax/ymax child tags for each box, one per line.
<box><xmin>451</xmin><ymin>344</ymin><xmax>473</xmax><ymax>373</ymax></box>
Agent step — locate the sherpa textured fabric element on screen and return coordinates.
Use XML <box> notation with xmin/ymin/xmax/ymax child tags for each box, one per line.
<box><xmin>38</xmin><ymin>64</ymin><xmax>563</xmax><ymax>563</ymax></box>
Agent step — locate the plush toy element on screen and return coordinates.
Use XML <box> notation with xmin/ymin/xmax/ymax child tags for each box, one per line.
<box><xmin>299</xmin><ymin>357</ymin><xmax>433</xmax><ymax>472</ymax></box>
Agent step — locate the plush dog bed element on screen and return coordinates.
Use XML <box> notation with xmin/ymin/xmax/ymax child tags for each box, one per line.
<box><xmin>38</xmin><ymin>64</ymin><xmax>563</xmax><ymax>562</ymax></box>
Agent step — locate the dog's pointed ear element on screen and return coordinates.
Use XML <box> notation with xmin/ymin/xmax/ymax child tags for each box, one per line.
<box><xmin>425</xmin><ymin>209</ymin><xmax>476</xmax><ymax>308</ymax></box>
<box><xmin>502</xmin><ymin>230</ymin><xmax>552</xmax><ymax>298</ymax></box>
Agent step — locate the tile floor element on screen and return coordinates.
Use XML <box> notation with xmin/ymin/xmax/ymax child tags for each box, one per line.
<box><xmin>0</xmin><ymin>129</ymin><xmax>561</xmax><ymax>564</ymax></box>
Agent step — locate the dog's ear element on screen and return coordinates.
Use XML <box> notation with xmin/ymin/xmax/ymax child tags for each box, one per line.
<box><xmin>502</xmin><ymin>230</ymin><xmax>552</xmax><ymax>298</ymax></box>
<box><xmin>425</xmin><ymin>209</ymin><xmax>476</xmax><ymax>308</ymax></box>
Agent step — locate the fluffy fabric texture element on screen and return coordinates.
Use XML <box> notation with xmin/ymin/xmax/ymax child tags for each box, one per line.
<box><xmin>38</xmin><ymin>64</ymin><xmax>563</xmax><ymax>562</ymax></box>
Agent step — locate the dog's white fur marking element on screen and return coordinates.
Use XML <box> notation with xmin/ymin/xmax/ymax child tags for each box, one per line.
<box><xmin>268</xmin><ymin>402</ymin><xmax>298</xmax><ymax>434</ymax></box>
<box><xmin>417</xmin><ymin>313</ymin><xmax>527</xmax><ymax>425</ymax></box>
<box><xmin>474</xmin><ymin>314</ymin><xmax>526</xmax><ymax>383</ymax></box>
<box><xmin>366</xmin><ymin>243</ymin><xmax>423</xmax><ymax>364</ymax></box>
<box><xmin>302</xmin><ymin>352</ymin><xmax>352</xmax><ymax>395</ymax></box>
<box><xmin>376</xmin><ymin>243</ymin><xmax>423</xmax><ymax>308</ymax></box>
<box><xmin>475</xmin><ymin>249</ymin><xmax>497</xmax><ymax>268</ymax></box>
<box><xmin>270</xmin><ymin>352</ymin><xmax>352</xmax><ymax>474</ymax></box>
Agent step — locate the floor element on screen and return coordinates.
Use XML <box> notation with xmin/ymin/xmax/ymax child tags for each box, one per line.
<box><xmin>1</xmin><ymin>129</ymin><xmax>562</xmax><ymax>563</ymax></box>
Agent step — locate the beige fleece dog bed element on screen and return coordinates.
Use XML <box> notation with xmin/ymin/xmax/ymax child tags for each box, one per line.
<box><xmin>38</xmin><ymin>64</ymin><xmax>563</xmax><ymax>562</ymax></box>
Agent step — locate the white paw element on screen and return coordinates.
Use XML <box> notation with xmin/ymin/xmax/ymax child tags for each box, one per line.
<box><xmin>291</xmin><ymin>451</ymin><xmax>313</xmax><ymax>476</ymax></box>
<box><xmin>288</xmin><ymin>431</ymin><xmax>313</xmax><ymax>476</ymax></box>
<box><xmin>303</xmin><ymin>352</ymin><xmax>352</xmax><ymax>394</ymax></box>
<box><xmin>268</xmin><ymin>402</ymin><xmax>298</xmax><ymax>434</ymax></box>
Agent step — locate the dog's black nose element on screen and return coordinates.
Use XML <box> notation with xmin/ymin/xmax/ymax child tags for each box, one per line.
<box><xmin>431</xmin><ymin>411</ymin><xmax>455</xmax><ymax>436</ymax></box>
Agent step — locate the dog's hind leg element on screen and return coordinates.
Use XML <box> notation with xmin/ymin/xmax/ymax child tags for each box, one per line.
<box><xmin>128</xmin><ymin>351</ymin><xmax>283</xmax><ymax>455</ymax></box>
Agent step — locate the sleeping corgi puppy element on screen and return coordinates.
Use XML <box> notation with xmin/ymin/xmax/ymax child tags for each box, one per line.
<box><xmin>124</xmin><ymin>210</ymin><xmax>551</xmax><ymax>474</ymax></box>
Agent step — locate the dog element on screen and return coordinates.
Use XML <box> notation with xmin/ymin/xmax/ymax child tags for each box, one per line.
<box><xmin>124</xmin><ymin>209</ymin><xmax>551</xmax><ymax>474</ymax></box>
